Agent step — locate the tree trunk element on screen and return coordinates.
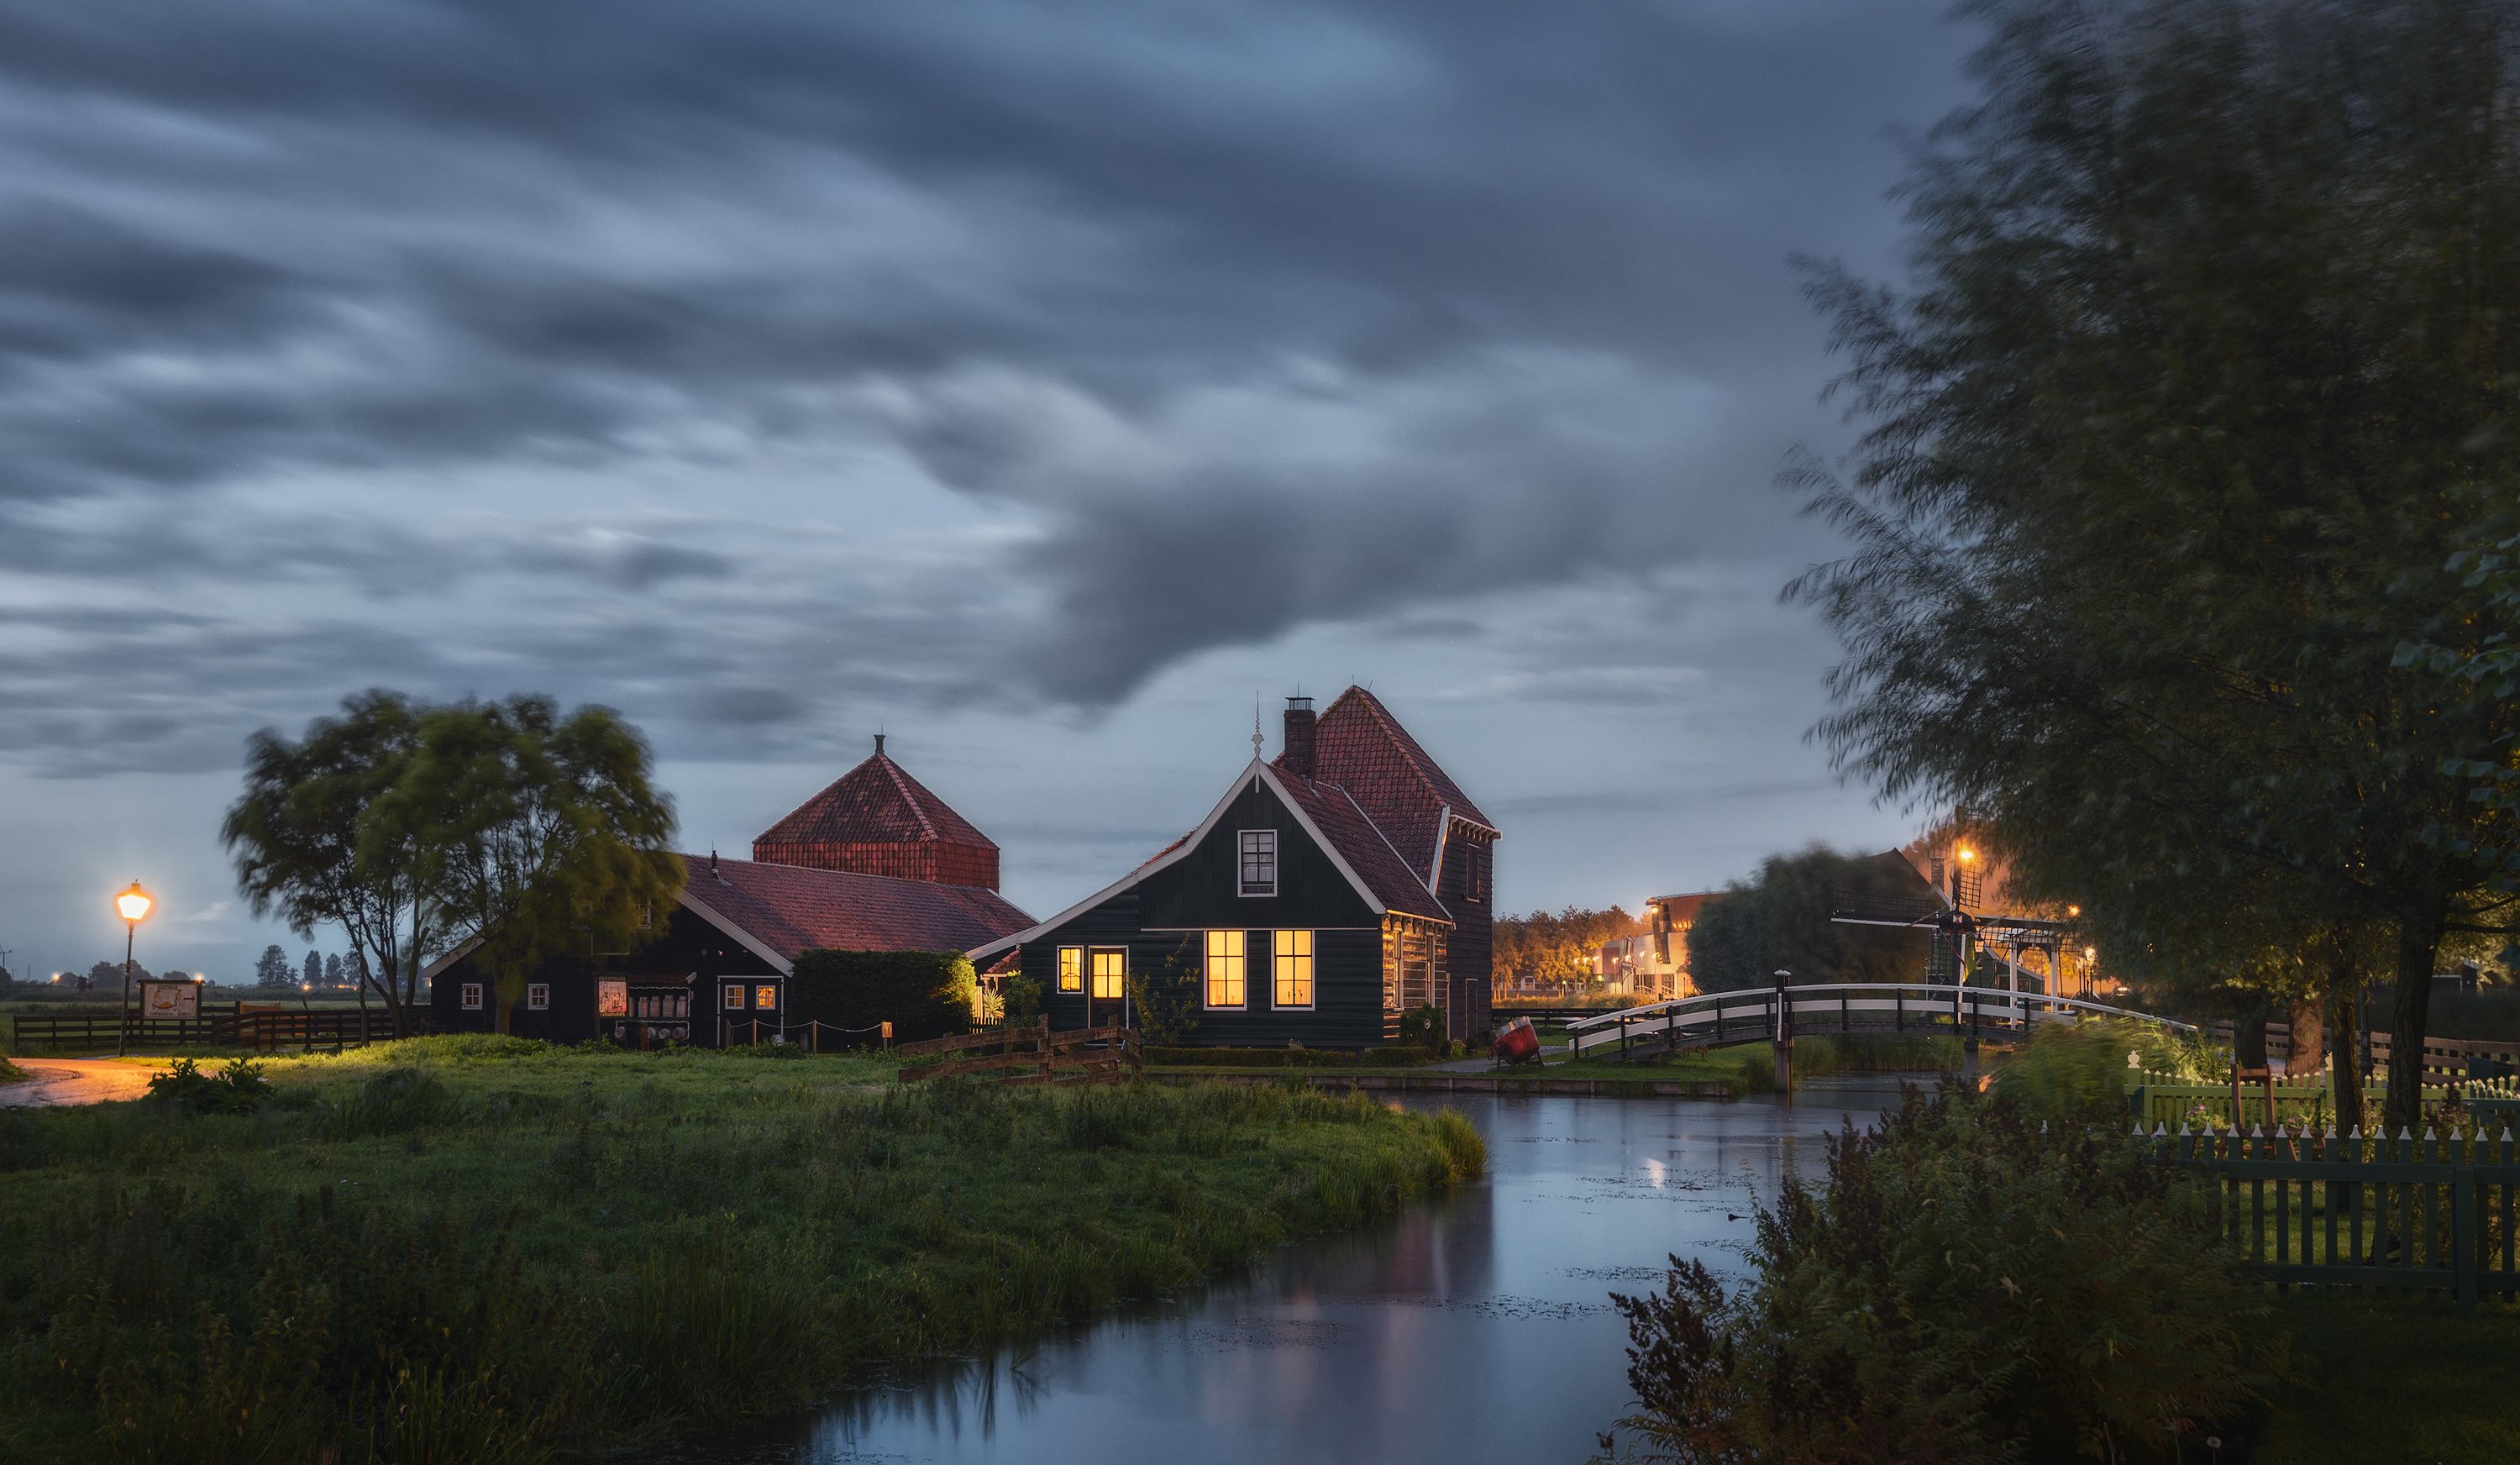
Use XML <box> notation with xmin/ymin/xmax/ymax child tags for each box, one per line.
<box><xmin>2384</xmin><ymin>907</ymin><xmax>2447</xmax><ymax>1136</ymax></box>
<box><xmin>2327</xmin><ymin>979</ymin><xmax>2363</xmax><ymax>1134</ymax></box>
<box><xmin>2285</xmin><ymin>996</ymin><xmax>2323</xmax><ymax>1082</ymax></box>
<box><xmin>2235</xmin><ymin>1003</ymin><xmax>2270</xmax><ymax>1069</ymax></box>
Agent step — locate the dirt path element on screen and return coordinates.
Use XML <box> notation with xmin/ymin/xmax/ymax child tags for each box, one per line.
<box><xmin>0</xmin><ymin>1058</ymin><xmax>166</xmax><ymax>1108</ymax></box>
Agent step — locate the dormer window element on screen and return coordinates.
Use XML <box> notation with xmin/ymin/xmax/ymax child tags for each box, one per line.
<box><xmin>1238</xmin><ymin>829</ymin><xmax>1277</xmax><ymax>896</ymax></box>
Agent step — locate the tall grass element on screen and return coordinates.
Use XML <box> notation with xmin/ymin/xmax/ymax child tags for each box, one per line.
<box><xmin>0</xmin><ymin>1041</ymin><xmax>1482</xmax><ymax>1463</ymax></box>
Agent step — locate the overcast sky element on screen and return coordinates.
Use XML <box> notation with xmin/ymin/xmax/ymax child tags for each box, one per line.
<box><xmin>0</xmin><ymin>1</ymin><xmax>1979</xmax><ymax>981</ymax></box>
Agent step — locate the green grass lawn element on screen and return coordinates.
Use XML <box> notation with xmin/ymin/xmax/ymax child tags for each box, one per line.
<box><xmin>2256</xmin><ymin>1295</ymin><xmax>2520</xmax><ymax>1463</ymax></box>
<box><xmin>0</xmin><ymin>1036</ymin><xmax>1483</xmax><ymax>1463</ymax></box>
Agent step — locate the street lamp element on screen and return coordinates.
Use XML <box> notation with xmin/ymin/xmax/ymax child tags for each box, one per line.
<box><xmin>114</xmin><ymin>880</ymin><xmax>152</xmax><ymax>1057</ymax></box>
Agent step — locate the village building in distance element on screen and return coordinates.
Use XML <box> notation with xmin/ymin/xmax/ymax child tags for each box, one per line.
<box><xmin>972</xmin><ymin>687</ymin><xmax>1502</xmax><ymax>1047</ymax></box>
<box><xmin>424</xmin><ymin>738</ymin><xmax>1030</xmax><ymax>1045</ymax></box>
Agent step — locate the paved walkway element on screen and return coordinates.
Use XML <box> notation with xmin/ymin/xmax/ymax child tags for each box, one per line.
<box><xmin>0</xmin><ymin>1058</ymin><xmax>166</xmax><ymax>1108</ymax></box>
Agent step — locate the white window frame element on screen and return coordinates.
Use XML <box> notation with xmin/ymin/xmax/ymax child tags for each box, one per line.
<box><xmin>1205</xmin><ymin>929</ymin><xmax>1248</xmax><ymax>1010</ymax></box>
<box><xmin>1238</xmin><ymin>828</ymin><xmax>1278</xmax><ymax>897</ymax></box>
<box><xmin>753</xmin><ymin>984</ymin><xmax>779</xmax><ymax>1011</ymax></box>
<box><xmin>1058</xmin><ymin>946</ymin><xmax>1084</xmax><ymax>993</ymax></box>
<box><xmin>1273</xmin><ymin>929</ymin><xmax>1315</xmax><ymax>1011</ymax></box>
<box><xmin>459</xmin><ymin>983</ymin><xmax>484</xmax><ymax>1011</ymax></box>
<box><xmin>527</xmin><ymin>983</ymin><xmax>550</xmax><ymax>1011</ymax></box>
<box><xmin>1089</xmin><ymin>948</ymin><xmax>1128</xmax><ymax>1001</ymax></box>
<box><xmin>722</xmin><ymin>984</ymin><xmax>746</xmax><ymax>1011</ymax></box>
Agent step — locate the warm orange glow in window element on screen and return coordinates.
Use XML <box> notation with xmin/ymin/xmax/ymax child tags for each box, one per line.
<box><xmin>1205</xmin><ymin>929</ymin><xmax>1247</xmax><ymax>1008</ymax></box>
<box><xmin>1058</xmin><ymin>946</ymin><xmax>1084</xmax><ymax>993</ymax></box>
<box><xmin>1273</xmin><ymin>930</ymin><xmax>1314</xmax><ymax>1008</ymax></box>
<box><xmin>1090</xmin><ymin>949</ymin><xmax>1126</xmax><ymax>1000</ymax></box>
<box><xmin>754</xmin><ymin>985</ymin><xmax>777</xmax><ymax>1010</ymax></box>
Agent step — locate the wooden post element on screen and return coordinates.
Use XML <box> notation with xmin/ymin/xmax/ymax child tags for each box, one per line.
<box><xmin>1772</xmin><ymin>969</ymin><xmax>1793</xmax><ymax>1097</ymax></box>
<box><xmin>880</xmin><ymin>1020</ymin><xmax>893</xmax><ymax>1053</ymax></box>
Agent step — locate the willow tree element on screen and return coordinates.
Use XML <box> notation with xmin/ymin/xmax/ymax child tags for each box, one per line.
<box><xmin>1793</xmin><ymin>0</ymin><xmax>2520</xmax><ymax>1131</ymax></box>
<box><xmin>223</xmin><ymin>690</ymin><xmax>436</xmax><ymax>1034</ymax></box>
<box><xmin>376</xmin><ymin>696</ymin><xmax>683</xmax><ymax>1035</ymax></box>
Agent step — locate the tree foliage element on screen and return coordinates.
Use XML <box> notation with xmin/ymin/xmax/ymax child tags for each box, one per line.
<box><xmin>1685</xmin><ymin>848</ymin><xmax>1930</xmax><ymax>994</ymax></box>
<box><xmin>1495</xmin><ymin>906</ymin><xmax>1642</xmax><ymax>984</ymax></box>
<box><xmin>377</xmin><ymin>695</ymin><xmax>681</xmax><ymax>1035</ymax></box>
<box><xmin>224</xmin><ymin>690</ymin><xmax>433</xmax><ymax>1031</ymax></box>
<box><xmin>253</xmin><ymin>944</ymin><xmax>291</xmax><ymax>990</ymax></box>
<box><xmin>1790</xmin><ymin>0</ymin><xmax>2520</xmax><ymax>1131</ymax></box>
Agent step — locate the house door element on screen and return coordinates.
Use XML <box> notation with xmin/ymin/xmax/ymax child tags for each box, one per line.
<box><xmin>1089</xmin><ymin>948</ymin><xmax>1126</xmax><ymax>1029</ymax></box>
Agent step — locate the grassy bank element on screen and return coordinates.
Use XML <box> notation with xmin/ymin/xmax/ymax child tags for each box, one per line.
<box><xmin>0</xmin><ymin>1036</ymin><xmax>1483</xmax><ymax>1463</ymax></box>
<box><xmin>2256</xmin><ymin>1296</ymin><xmax>2520</xmax><ymax>1463</ymax></box>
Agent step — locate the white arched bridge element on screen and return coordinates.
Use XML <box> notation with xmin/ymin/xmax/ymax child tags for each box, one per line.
<box><xmin>1563</xmin><ymin>982</ymin><xmax>2198</xmax><ymax>1062</ymax></box>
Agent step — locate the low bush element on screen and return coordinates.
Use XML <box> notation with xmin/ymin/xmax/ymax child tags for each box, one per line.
<box><xmin>1599</xmin><ymin>1084</ymin><xmax>2281</xmax><ymax>1464</ymax></box>
<box><xmin>1788</xmin><ymin>1032</ymin><xmax>1961</xmax><ymax>1077</ymax></box>
<box><xmin>787</xmin><ymin>949</ymin><xmax>978</xmax><ymax>1044</ymax></box>
<box><xmin>1995</xmin><ymin>1016</ymin><xmax>2224</xmax><ymax>1124</ymax></box>
<box><xmin>143</xmin><ymin>1057</ymin><xmax>274</xmax><ymax>1115</ymax></box>
<box><xmin>0</xmin><ymin>1055</ymin><xmax>26</xmax><ymax>1084</ymax></box>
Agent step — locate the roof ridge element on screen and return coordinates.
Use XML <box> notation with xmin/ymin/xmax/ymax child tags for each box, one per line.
<box><xmin>878</xmin><ymin>754</ymin><xmax>941</xmax><ymax>840</ymax></box>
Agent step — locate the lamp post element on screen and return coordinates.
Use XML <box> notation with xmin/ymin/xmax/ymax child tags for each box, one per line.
<box><xmin>114</xmin><ymin>880</ymin><xmax>152</xmax><ymax>1057</ymax></box>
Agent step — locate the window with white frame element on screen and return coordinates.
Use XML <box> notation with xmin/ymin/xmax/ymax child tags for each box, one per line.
<box><xmin>1273</xmin><ymin>930</ymin><xmax>1314</xmax><ymax>1009</ymax></box>
<box><xmin>527</xmin><ymin>983</ymin><xmax>550</xmax><ymax>1011</ymax></box>
<box><xmin>1238</xmin><ymin>829</ymin><xmax>1278</xmax><ymax>896</ymax></box>
<box><xmin>753</xmin><ymin>984</ymin><xmax>778</xmax><ymax>1010</ymax></box>
<box><xmin>1090</xmin><ymin>948</ymin><xmax>1127</xmax><ymax>1000</ymax></box>
<box><xmin>1205</xmin><ymin>929</ymin><xmax>1247</xmax><ymax>1008</ymax></box>
<box><xmin>723</xmin><ymin>984</ymin><xmax>746</xmax><ymax>1011</ymax></box>
<box><xmin>459</xmin><ymin>983</ymin><xmax>483</xmax><ymax>1011</ymax></box>
<box><xmin>1058</xmin><ymin>946</ymin><xmax>1084</xmax><ymax>993</ymax></box>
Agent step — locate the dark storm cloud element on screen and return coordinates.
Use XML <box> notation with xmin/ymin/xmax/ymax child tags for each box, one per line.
<box><xmin>0</xmin><ymin>0</ymin><xmax>1975</xmax><ymax>769</ymax></box>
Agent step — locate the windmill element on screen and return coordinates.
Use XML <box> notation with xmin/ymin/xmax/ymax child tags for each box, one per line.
<box><xmin>1829</xmin><ymin>843</ymin><xmax>2082</xmax><ymax>1043</ymax></box>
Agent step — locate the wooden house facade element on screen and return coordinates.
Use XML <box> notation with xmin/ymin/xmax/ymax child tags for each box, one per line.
<box><xmin>971</xmin><ymin>689</ymin><xmax>1499</xmax><ymax>1047</ymax></box>
<box><xmin>426</xmin><ymin>741</ymin><xmax>1029</xmax><ymax>1045</ymax></box>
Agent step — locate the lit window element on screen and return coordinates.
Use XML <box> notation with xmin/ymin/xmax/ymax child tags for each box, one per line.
<box><xmin>722</xmin><ymin>985</ymin><xmax>745</xmax><ymax>1011</ymax></box>
<box><xmin>1273</xmin><ymin>930</ymin><xmax>1314</xmax><ymax>1009</ymax></box>
<box><xmin>598</xmin><ymin>980</ymin><xmax>627</xmax><ymax>1016</ymax></box>
<box><xmin>1090</xmin><ymin>948</ymin><xmax>1127</xmax><ymax>1000</ymax></box>
<box><xmin>459</xmin><ymin>983</ymin><xmax>483</xmax><ymax>1011</ymax></box>
<box><xmin>1058</xmin><ymin>946</ymin><xmax>1084</xmax><ymax>993</ymax></box>
<box><xmin>527</xmin><ymin>984</ymin><xmax>550</xmax><ymax>1011</ymax></box>
<box><xmin>1239</xmin><ymin>829</ymin><xmax>1277</xmax><ymax>896</ymax></box>
<box><xmin>1205</xmin><ymin>930</ymin><xmax>1247</xmax><ymax>1009</ymax></box>
<box><xmin>754</xmin><ymin>984</ymin><xmax>778</xmax><ymax>1010</ymax></box>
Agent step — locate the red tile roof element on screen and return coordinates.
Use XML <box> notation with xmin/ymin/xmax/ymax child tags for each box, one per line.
<box><xmin>680</xmin><ymin>853</ymin><xmax>1031</xmax><ymax>961</ymax></box>
<box><xmin>756</xmin><ymin>750</ymin><xmax>995</xmax><ymax>848</ymax></box>
<box><xmin>1285</xmin><ymin>686</ymin><xmax>1494</xmax><ymax>882</ymax></box>
<box><xmin>1266</xmin><ymin>767</ymin><xmax>1453</xmax><ymax>923</ymax></box>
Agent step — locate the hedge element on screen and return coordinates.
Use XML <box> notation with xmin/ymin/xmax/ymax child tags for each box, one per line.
<box><xmin>786</xmin><ymin>949</ymin><xmax>978</xmax><ymax>1044</ymax></box>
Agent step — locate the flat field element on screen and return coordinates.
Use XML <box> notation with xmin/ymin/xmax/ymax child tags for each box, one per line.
<box><xmin>0</xmin><ymin>1036</ymin><xmax>1483</xmax><ymax>1463</ymax></box>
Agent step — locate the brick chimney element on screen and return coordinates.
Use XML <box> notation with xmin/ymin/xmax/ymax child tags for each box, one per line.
<box><xmin>1281</xmin><ymin>695</ymin><xmax>1316</xmax><ymax>778</ymax></box>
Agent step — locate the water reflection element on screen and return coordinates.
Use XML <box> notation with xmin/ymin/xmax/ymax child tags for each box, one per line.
<box><xmin>644</xmin><ymin>1079</ymin><xmax>1910</xmax><ymax>1465</ymax></box>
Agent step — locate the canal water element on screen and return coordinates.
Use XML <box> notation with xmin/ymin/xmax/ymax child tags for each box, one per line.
<box><xmin>653</xmin><ymin>1078</ymin><xmax>1912</xmax><ymax>1465</ymax></box>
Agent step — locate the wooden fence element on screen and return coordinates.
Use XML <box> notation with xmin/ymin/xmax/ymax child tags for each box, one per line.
<box><xmin>895</xmin><ymin>1021</ymin><xmax>1142</xmax><ymax>1088</ymax></box>
<box><xmin>2153</xmin><ymin>1123</ymin><xmax>2520</xmax><ymax>1310</ymax></box>
<box><xmin>11</xmin><ymin>1006</ymin><xmax>408</xmax><ymax>1053</ymax></box>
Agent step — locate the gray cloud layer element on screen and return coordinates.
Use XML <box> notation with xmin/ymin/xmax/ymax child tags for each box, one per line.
<box><xmin>0</xmin><ymin>0</ymin><xmax>1971</xmax><ymax>776</ymax></box>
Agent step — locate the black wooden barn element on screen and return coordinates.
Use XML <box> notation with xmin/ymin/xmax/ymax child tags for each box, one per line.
<box><xmin>425</xmin><ymin>740</ymin><xmax>1031</xmax><ymax>1045</ymax></box>
<box><xmin>970</xmin><ymin>687</ymin><xmax>1500</xmax><ymax>1047</ymax></box>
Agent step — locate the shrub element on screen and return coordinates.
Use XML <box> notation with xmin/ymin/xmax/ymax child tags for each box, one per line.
<box><xmin>1394</xmin><ymin>1004</ymin><xmax>1450</xmax><ymax>1057</ymax></box>
<box><xmin>144</xmin><ymin>1057</ymin><xmax>274</xmax><ymax>1115</ymax></box>
<box><xmin>1601</xmin><ymin>1084</ymin><xmax>2281</xmax><ymax>1464</ymax></box>
<box><xmin>788</xmin><ymin>949</ymin><xmax>978</xmax><ymax>1044</ymax></box>
<box><xmin>1996</xmin><ymin>1017</ymin><xmax>2224</xmax><ymax>1124</ymax></box>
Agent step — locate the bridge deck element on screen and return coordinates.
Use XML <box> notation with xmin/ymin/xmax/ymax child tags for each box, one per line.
<box><xmin>1563</xmin><ymin>982</ymin><xmax>2192</xmax><ymax>1063</ymax></box>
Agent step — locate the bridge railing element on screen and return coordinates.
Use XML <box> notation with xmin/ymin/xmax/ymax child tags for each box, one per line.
<box><xmin>1565</xmin><ymin>983</ymin><xmax>2196</xmax><ymax>1058</ymax></box>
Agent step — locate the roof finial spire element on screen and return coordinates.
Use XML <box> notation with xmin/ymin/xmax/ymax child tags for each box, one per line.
<box><xmin>1252</xmin><ymin>698</ymin><xmax>1264</xmax><ymax>759</ymax></box>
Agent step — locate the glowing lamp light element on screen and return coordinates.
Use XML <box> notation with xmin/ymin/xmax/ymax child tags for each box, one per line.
<box><xmin>2083</xmin><ymin>945</ymin><xmax>2097</xmax><ymax>963</ymax></box>
<box><xmin>114</xmin><ymin>881</ymin><xmax>153</xmax><ymax>924</ymax></box>
<box><xmin>2066</xmin><ymin>904</ymin><xmax>2082</xmax><ymax>917</ymax></box>
<box><xmin>1956</xmin><ymin>847</ymin><xmax>1977</xmax><ymax>864</ymax></box>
